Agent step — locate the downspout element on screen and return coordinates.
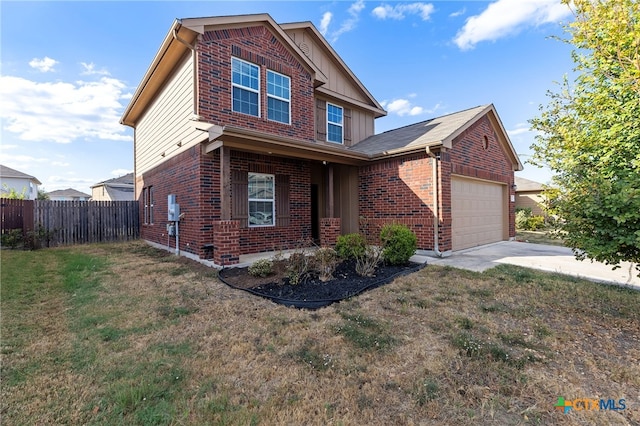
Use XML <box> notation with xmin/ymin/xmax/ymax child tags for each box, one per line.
<box><xmin>172</xmin><ymin>27</ymin><xmax>199</xmax><ymax>117</ymax></box>
<box><xmin>427</xmin><ymin>147</ymin><xmax>444</xmax><ymax>257</ymax></box>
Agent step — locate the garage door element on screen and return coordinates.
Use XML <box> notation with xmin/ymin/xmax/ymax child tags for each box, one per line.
<box><xmin>451</xmin><ymin>176</ymin><xmax>505</xmax><ymax>251</ymax></box>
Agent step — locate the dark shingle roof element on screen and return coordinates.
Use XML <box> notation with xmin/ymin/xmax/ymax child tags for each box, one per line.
<box><xmin>349</xmin><ymin>105</ymin><xmax>490</xmax><ymax>157</ymax></box>
<box><xmin>47</xmin><ymin>188</ymin><xmax>91</xmax><ymax>199</ymax></box>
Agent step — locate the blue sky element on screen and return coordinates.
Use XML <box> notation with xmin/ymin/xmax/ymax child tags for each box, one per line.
<box><xmin>1</xmin><ymin>0</ymin><xmax>576</xmax><ymax>195</ymax></box>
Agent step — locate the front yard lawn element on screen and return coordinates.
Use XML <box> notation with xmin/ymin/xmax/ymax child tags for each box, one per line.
<box><xmin>1</xmin><ymin>241</ymin><xmax>638</xmax><ymax>425</ymax></box>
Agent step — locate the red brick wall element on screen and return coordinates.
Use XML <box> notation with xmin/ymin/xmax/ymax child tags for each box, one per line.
<box><xmin>212</xmin><ymin>220</ymin><xmax>240</xmax><ymax>265</ymax></box>
<box><xmin>320</xmin><ymin>218</ymin><xmax>341</xmax><ymax>247</ymax></box>
<box><xmin>358</xmin><ymin>153</ymin><xmax>436</xmax><ymax>250</ymax></box>
<box><xmin>230</xmin><ymin>151</ymin><xmax>311</xmax><ymax>255</ymax></box>
<box><xmin>449</xmin><ymin>115</ymin><xmax>516</xmax><ymax>239</ymax></box>
<box><xmin>138</xmin><ymin>147</ymin><xmax>220</xmax><ymax>259</ymax></box>
<box><xmin>197</xmin><ymin>25</ymin><xmax>316</xmax><ymax>142</ymax></box>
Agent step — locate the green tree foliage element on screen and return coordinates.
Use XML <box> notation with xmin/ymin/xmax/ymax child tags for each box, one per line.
<box><xmin>1</xmin><ymin>184</ymin><xmax>27</xmax><ymax>199</ymax></box>
<box><xmin>529</xmin><ymin>0</ymin><xmax>640</xmax><ymax>276</ymax></box>
<box><xmin>37</xmin><ymin>188</ymin><xmax>49</xmax><ymax>200</ymax></box>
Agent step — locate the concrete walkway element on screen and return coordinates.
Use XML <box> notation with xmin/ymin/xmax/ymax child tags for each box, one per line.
<box><xmin>412</xmin><ymin>241</ymin><xmax>640</xmax><ymax>290</ymax></box>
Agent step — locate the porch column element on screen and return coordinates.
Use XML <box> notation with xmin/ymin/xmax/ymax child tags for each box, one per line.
<box><xmin>212</xmin><ymin>220</ymin><xmax>240</xmax><ymax>266</ymax></box>
<box><xmin>326</xmin><ymin>163</ymin><xmax>334</xmax><ymax>218</ymax></box>
<box><xmin>220</xmin><ymin>146</ymin><xmax>231</xmax><ymax>220</ymax></box>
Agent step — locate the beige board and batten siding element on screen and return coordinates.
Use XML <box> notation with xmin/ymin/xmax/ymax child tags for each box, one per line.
<box><xmin>135</xmin><ymin>56</ymin><xmax>206</xmax><ymax>176</ymax></box>
<box><xmin>451</xmin><ymin>176</ymin><xmax>507</xmax><ymax>251</ymax></box>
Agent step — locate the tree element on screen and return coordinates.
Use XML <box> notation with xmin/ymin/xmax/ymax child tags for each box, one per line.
<box><xmin>1</xmin><ymin>184</ymin><xmax>27</xmax><ymax>199</ymax></box>
<box><xmin>529</xmin><ymin>0</ymin><xmax>640</xmax><ymax>278</ymax></box>
<box><xmin>37</xmin><ymin>188</ymin><xmax>49</xmax><ymax>200</ymax></box>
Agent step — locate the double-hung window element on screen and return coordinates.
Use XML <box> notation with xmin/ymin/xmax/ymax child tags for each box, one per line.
<box><xmin>232</xmin><ymin>58</ymin><xmax>260</xmax><ymax>117</ymax></box>
<box><xmin>267</xmin><ymin>70</ymin><xmax>291</xmax><ymax>124</ymax></box>
<box><xmin>248</xmin><ymin>173</ymin><xmax>275</xmax><ymax>227</ymax></box>
<box><xmin>327</xmin><ymin>103</ymin><xmax>343</xmax><ymax>143</ymax></box>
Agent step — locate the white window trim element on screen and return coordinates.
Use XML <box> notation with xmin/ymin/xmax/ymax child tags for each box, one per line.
<box><xmin>266</xmin><ymin>69</ymin><xmax>291</xmax><ymax>125</ymax></box>
<box><xmin>231</xmin><ymin>57</ymin><xmax>260</xmax><ymax>117</ymax></box>
<box><xmin>326</xmin><ymin>103</ymin><xmax>344</xmax><ymax>144</ymax></box>
<box><xmin>248</xmin><ymin>173</ymin><xmax>275</xmax><ymax>228</ymax></box>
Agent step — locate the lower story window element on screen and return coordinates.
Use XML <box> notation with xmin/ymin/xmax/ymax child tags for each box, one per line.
<box><xmin>248</xmin><ymin>173</ymin><xmax>274</xmax><ymax>226</ymax></box>
<box><xmin>143</xmin><ymin>186</ymin><xmax>154</xmax><ymax>224</ymax></box>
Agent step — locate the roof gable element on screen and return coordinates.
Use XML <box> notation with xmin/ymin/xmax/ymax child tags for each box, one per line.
<box><xmin>349</xmin><ymin>105</ymin><xmax>523</xmax><ymax>170</ymax></box>
<box><xmin>281</xmin><ymin>22</ymin><xmax>386</xmax><ymax>117</ymax></box>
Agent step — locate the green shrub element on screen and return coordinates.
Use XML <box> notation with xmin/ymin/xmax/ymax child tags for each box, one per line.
<box><xmin>248</xmin><ymin>259</ymin><xmax>273</xmax><ymax>278</ymax></box>
<box><xmin>516</xmin><ymin>208</ymin><xmax>546</xmax><ymax>231</ymax></box>
<box><xmin>380</xmin><ymin>223</ymin><xmax>417</xmax><ymax>265</ymax></box>
<box><xmin>1</xmin><ymin>229</ymin><xmax>23</xmax><ymax>249</ymax></box>
<box><xmin>335</xmin><ymin>233</ymin><xmax>367</xmax><ymax>259</ymax></box>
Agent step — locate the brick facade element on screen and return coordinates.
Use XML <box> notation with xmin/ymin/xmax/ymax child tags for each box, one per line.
<box><xmin>358</xmin><ymin>153</ymin><xmax>436</xmax><ymax>250</ymax></box>
<box><xmin>197</xmin><ymin>26</ymin><xmax>316</xmax><ymax>142</ymax></box>
<box><xmin>319</xmin><ymin>218</ymin><xmax>341</xmax><ymax>247</ymax></box>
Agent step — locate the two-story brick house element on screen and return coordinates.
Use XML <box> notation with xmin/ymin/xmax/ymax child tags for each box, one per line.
<box><xmin>121</xmin><ymin>13</ymin><xmax>522</xmax><ymax>266</ymax></box>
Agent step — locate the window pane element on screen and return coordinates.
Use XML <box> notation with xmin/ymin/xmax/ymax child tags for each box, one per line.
<box><xmin>233</xmin><ymin>87</ymin><xmax>258</xmax><ymax>116</ymax></box>
<box><xmin>268</xmin><ymin>97</ymin><xmax>290</xmax><ymax>124</ymax></box>
<box><xmin>248</xmin><ymin>174</ymin><xmax>274</xmax><ymax>199</ymax></box>
<box><xmin>327</xmin><ymin>123</ymin><xmax>343</xmax><ymax>143</ymax></box>
<box><xmin>327</xmin><ymin>104</ymin><xmax>343</xmax><ymax>125</ymax></box>
<box><xmin>249</xmin><ymin>201</ymin><xmax>274</xmax><ymax>226</ymax></box>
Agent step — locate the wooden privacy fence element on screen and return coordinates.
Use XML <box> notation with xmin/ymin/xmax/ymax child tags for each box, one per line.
<box><xmin>1</xmin><ymin>199</ymin><xmax>139</xmax><ymax>246</ymax></box>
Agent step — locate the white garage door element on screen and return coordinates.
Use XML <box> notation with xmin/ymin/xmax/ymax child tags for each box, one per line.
<box><xmin>452</xmin><ymin>176</ymin><xmax>506</xmax><ymax>251</ymax></box>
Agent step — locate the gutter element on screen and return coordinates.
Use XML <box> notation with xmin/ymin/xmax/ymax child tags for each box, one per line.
<box><xmin>426</xmin><ymin>146</ymin><xmax>444</xmax><ymax>257</ymax></box>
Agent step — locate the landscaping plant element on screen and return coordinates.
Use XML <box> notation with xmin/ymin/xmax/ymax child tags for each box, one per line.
<box><xmin>335</xmin><ymin>233</ymin><xmax>367</xmax><ymax>259</ymax></box>
<box><xmin>380</xmin><ymin>223</ymin><xmax>417</xmax><ymax>265</ymax></box>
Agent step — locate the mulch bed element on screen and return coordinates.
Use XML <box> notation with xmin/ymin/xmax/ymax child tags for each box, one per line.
<box><xmin>219</xmin><ymin>258</ymin><xmax>427</xmax><ymax>309</ymax></box>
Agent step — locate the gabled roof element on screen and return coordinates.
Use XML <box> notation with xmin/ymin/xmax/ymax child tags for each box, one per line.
<box><xmin>515</xmin><ymin>176</ymin><xmax>544</xmax><ymax>192</ymax></box>
<box><xmin>280</xmin><ymin>21</ymin><xmax>386</xmax><ymax>118</ymax></box>
<box><xmin>47</xmin><ymin>188</ymin><xmax>91</xmax><ymax>198</ymax></box>
<box><xmin>121</xmin><ymin>13</ymin><xmax>386</xmax><ymax>127</ymax></box>
<box><xmin>0</xmin><ymin>164</ymin><xmax>42</xmax><ymax>185</ymax></box>
<box><xmin>104</xmin><ymin>186</ymin><xmax>135</xmax><ymax>201</ymax></box>
<box><xmin>349</xmin><ymin>104</ymin><xmax>523</xmax><ymax>170</ymax></box>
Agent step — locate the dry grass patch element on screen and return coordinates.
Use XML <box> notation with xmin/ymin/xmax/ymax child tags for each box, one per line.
<box><xmin>1</xmin><ymin>241</ymin><xmax>638</xmax><ymax>425</ymax></box>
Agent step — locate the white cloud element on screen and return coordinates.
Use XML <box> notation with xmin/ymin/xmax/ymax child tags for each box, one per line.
<box><xmin>52</xmin><ymin>161</ymin><xmax>71</xmax><ymax>167</ymax></box>
<box><xmin>372</xmin><ymin>3</ymin><xmax>435</xmax><ymax>21</ymax></box>
<box><xmin>325</xmin><ymin>0</ymin><xmax>366</xmax><ymax>42</ymax></box>
<box><xmin>81</xmin><ymin>62</ymin><xmax>111</xmax><ymax>76</ymax></box>
<box><xmin>453</xmin><ymin>0</ymin><xmax>571</xmax><ymax>50</ymax></box>
<box><xmin>508</xmin><ymin>123</ymin><xmax>532</xmax><ymax>136</ymax></box>
<box><xmin>381</xmin><ymin>98</ymin><xmax>441</xmax><ymax>117</ymax></box>
<box><xmin>29</xmin><ymin>56</ymin><xmax>58</xmax><ymax>72</ymax></box>
<box><xmin>450</xmin><ymin>7</ymin><xmax>466</xmax><ymax>18</ymax></box>
<box><xmin>319</xmin><ymin>12</ymin><xmax>332</xmax><ymax>36</ymax></box>
<box><xmin>111</xmin><ymin>168</ymin><xmax>132</xmax><ymax>177</ymax></box>
<box><xmin>0</xmin><ymin>74</ymin><xmax>132</xmax><ymax>143</ymax></box>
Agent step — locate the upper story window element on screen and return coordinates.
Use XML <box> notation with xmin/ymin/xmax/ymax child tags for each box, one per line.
<box><xmin>267</xmin><ymin>70</ymin><xmax>291</xmax><ymax>124</ymax></box>
<box><xmin>232</xmin><ymin>58</ymin><xmax>260</xmax><ymax>117</ymax></box>
<box><xmin>327</xmin><ymin>103</ymin><xmax>343</xmax><ymax>144</ymax></box>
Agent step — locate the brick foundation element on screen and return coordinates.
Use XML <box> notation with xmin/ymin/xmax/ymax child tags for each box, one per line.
<box><xmin>212</xmin><ymin>220</ymin><xmax>240</xmax><ymax>265</ymax></box>
<box><xmin>320</xmin><ymin>218</ymin><xmax>341</xmax><ymax>247</ymax></box>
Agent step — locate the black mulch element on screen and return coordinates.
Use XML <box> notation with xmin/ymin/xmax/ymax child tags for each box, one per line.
<box><xmin>218</xmin><ymin>259</ymin><xmax>427</xmax><ymax>309</ymax></box>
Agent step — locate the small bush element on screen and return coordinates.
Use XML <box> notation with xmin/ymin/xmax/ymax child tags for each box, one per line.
<box><xmin>516</xmin><ymin>208</ymin><xmax>545</xmax><ymax>231</ymax></box>
<box><xmin>335</xmin><ymin>233</ymin><xmax>367</xmax><ymax>259</ymax></box>
<box><xmin>355</xmin><ymin>245</ymin><xmax>383</xmax><ymax>277</ymax></box>
<box><xmin>1</xmin><ymin>229</ymin><xmax>23</xmax><ymax>249</ymax></box>
<box><xmin>380</xmin><ymin>223</ymin><xmax>417</xmax><ymax>265</ymax></box>
<box><xmin>312</xmin><ymin>247</ymin><xmax>339</xmax><ymax>282</ymax></box>
<box><xmin>287</xmin><ymin>253</ymin><xmax>312</xmax><ymax>286</ymax></box>
<box><xmin>248</xmin><ymin>259</ymin><xmax>273</xmax><ymax>278</ymax></box>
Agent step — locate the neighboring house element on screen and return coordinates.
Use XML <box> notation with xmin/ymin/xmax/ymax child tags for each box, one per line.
<box><xmin>515</xmin><ymin>176</ymin><xmax>546</xmax><ymax>216</ymax></box>
<box><xmin>47</xmin><ymin>188</ymin><xmax>91</xmax><ymax>201</ymax></box>
<box><xmin>91</xmin><ymin>173</ymin><xmax>135</xmax><ymax>201</ymax></box>
<box><xmin>0</xmin><ymin>164</ymin><xmax>42</xmax><ymax>200</ymax></box>
<box><xmin>120</xmin><ymin>14</ymin><xmax>523</xmax><ymax>266</ymax></box>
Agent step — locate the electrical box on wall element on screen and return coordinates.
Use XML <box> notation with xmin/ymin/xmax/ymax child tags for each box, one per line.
<box><xmin>167</xmin><ymin>223</ymin><xmax>176</xmax><ymax>236</ymax></box>
<box><xmin>167</xmin><ymin>194</ymin><xmax>180</xmax><ymax>221</ymax></box>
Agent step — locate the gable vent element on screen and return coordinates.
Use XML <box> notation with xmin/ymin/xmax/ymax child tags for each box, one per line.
<box><xmin>299</xmin><ymin>42</ymin><xmax>310</xmax><ymax>56</ymax></box>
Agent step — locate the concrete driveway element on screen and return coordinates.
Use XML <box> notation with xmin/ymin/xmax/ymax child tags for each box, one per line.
<box><xmin>413</xmin><ymin>241</ymin><xmax>640</xmax><ymax>290</ymax></box>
